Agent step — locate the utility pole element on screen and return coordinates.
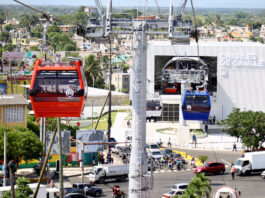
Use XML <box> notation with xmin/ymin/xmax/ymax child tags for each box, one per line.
<box><xmin>58</xmin><ymin>118</ymin><xmax>64</xmax><ymax>198</ymax></box>
<box><xmin>107</xmin><ymin>37</ymin><xmax>112</xmax><ymax>155</ymax></box>
<box><xmin>77</xmin><ymin>0</ymin><xmax>194</xmax><ymax>197</ymax></box>
<box><xmin>129</xmin><ymin>21</ymin><xmax>148</xmax><ymax>197</ymax></box>
<box><xmin>3</xmin><ymin>131</ymin><xmax>7</xmax><ymax>187</ymax></box>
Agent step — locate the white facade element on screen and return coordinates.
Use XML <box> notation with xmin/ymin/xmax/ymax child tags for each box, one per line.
<box><xmin>147</xmin><ymin>41</ymin><xmax>265</xmax><ymax>120</ymax></box>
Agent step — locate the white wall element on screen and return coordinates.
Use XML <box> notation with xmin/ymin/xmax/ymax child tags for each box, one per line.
<box><xmin>147</xmin><ymin>41</ymin><xmax>265</xmax><ymax>120</ymax></box>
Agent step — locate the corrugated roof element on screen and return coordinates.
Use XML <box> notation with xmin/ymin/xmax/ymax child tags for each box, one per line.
<box><xmin>0</xmin><ymin>94</ymin><xmax>27</xmax><ymax>106</ymax></box>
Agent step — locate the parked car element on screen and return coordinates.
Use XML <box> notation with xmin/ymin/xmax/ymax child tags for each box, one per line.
<box><xmin>261</xmin><ymin>170</ymin><xmax>265</xmax><ymax>179</ymax></box>
<box><xmin>147</xmin><ymin>144</ymin><xmax>160</xmax><ymax>152</ymax></box>
<box><xmin>161</xmin><ymin>149</ymin><xmax>173</xmax><ymax>156</ymax></box>
<box><xmin>118</xmin><ymin>146</ymin><xmax>131</xmax><ymax>157</ymax></box>
<box><xmin>171</xmin><ymin>183</ymin><xmax>188</xmax><ymax>191</ymax></box>
<box><xmin>71</xmin><ymin>183</ymin><xmax>102</xmax><ymax>197</ymax></box>
<box><xmin>64</xmin><ymin>193</ymin><xmax>89</xmax><ymax>198</ymax></box>
<box><xmin>193</xmin><ymin>162</ymin><xmax>225</xmax><ymax>175</ymax></box>
<box><xmin>162</xmin><ymin>189</ymin><xmax>185</xmax><ymax>198</ymax></box>
<box><xmin>111</xmin><ymin>145</ymin><xmax>121</xmax><ymax>155</ymax></box>
<box><xmin>148</xmin><ymin>150</ymin><xmax>163</xmax><ymax>160</ymax></box>
<box><xmin>104</xmin><ymin>137</ymin><xmax>117</xmax><ymax>149</ymax></box>
<box><xmin>172</xmin><ymin>153</ymin><xmax>186</xmax><ymax>164</ymax></box>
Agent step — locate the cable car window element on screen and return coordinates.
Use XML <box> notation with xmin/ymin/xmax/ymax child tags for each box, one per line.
<box><xmin>183</xmin><ymin>95</ymin><xmax>209</xmax><ymax>112</ymax></box>
<box><xmin>34</xmin><ymin>71</ymin><xmax>80</xmax><ymax>94</ymax></box>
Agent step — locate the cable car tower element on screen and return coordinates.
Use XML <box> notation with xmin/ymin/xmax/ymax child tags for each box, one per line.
<box><xmin>77</xmin><ymin>0</ymin><xmax>198</xmax><ymax>197</ymax></box>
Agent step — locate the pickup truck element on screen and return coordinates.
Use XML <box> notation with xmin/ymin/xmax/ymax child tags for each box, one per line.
<box><xmin>71</xmin><ymin>183</ymin><xmax>103</xmax><ymax>197</ymax></box>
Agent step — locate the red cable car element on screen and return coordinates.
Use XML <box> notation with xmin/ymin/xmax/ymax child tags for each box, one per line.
<box><xmin>29</xmin><ymin>59</ymin><xmax>87</xmax><ymax>117</ymax></box>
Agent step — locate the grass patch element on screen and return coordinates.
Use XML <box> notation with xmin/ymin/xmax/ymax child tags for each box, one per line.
<box><xmin>190</xmin><ymin>129</ymin><xmax>204</xmax><ymax>134</ymax></box>
<box><xmin>156</xmin><ymin>128</ymin><xmax>178</xmax><ymax>135</ymax></box>
<box><xmin>81</xmin><ymin>112</ymin><xmax>117</xmax><ymax>131</ymax></box>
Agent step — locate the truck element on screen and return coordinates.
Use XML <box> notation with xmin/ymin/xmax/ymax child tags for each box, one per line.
<box><xmin>235</xmin><ymin>151</ymin><xmax>265</xmax><ymax>176</ymax></box>
<box><xmin>88</xmin><ymin>164</ymin><xmax>129</xmax><ymax>184</ymax></box>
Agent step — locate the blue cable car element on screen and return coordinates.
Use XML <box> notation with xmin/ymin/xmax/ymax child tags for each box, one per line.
<box><xmin>182</xmin><ymin>90</ymin><xmax>211</xmax><ymax>121</ymax></box>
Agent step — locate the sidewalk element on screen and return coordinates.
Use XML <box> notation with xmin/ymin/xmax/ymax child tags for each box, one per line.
<box><xmin>111</xmin><ymin>112</ymin><xmax>243</xmax><ymax>151</ymax></box>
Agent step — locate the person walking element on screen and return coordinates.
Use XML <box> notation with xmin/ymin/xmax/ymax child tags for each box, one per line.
<box><xmin>205</xmin><ymin>124</ymin><xmax>208</xmax><ymax>134</ymax></box>
<box><xmin>231</xmin><ymin>165</ymin><xmax>236</xmax><ymax>180</ymax></box>
<box><xmin>233</xmin><ymin>142</ymin><xmax>237</xmax><ymax>151</ymax></box>
<box><xmin>192</xmin><ymin>135</ymin><xmax>197</xmax><ymax>148</ymax></box>
<box><xmin>213</xmin><ymin>115</ymin><xmax>216</xmax><ymax>125</ymax></box>
<box><xmin>168</xmin><ymin>138</ymin><xmax>171</xmax><ymax>147</ymax></box>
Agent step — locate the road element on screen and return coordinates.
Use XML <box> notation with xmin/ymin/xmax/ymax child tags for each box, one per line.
<box><xmin>65</xmin><ymin>148</ymin><xmax>265</xmax><ymax>198</ymax></box>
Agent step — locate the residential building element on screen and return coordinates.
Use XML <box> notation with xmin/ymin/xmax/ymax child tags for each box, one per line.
<box><xmin>0</xmin><ymin>94</ymin><xmax>27</xmax><ymax>127</ymax></box>
<box><xmin>112</xmin><ymin>72</ymin><xmax>130</xmax><ymax>93</ymax></box>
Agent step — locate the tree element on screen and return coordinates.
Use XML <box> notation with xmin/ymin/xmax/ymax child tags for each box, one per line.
<box><xmin>220</xmin><ymin>108</ymin><xmax>265</xmax><ymax>150</ymax></box>
<box><xmin>84</xmin><ymin>54</ymin><xmax>105</xmax><ymax>88</ymax></box>
<box><xmin>0</xmin><ymin>31</ymin><xmax>11</xmax><ymax>43</ymax></box>
<box><xmin>0</xmin><ymin>126</ymin><xmax>43</xmax><ymax>163</ymax></box>
<box><xmin>2</xmin><ymin>177</ymin><xmax>33</xmax><ymax>198</ymax></box>
<box><xmin>198</xmin><ymin>155</ymin><xmax>208</xmax><ymax>163</ymax></box>
<box><xmin>180</xmin><ymin>173</ymin><xmax>211</xmax><ymax>198</ymax></box>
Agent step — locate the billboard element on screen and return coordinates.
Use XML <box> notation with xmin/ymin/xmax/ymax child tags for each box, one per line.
<box><xmin>76</xmin><ymin>130</ymin><xmax>104</xmax><ymax>153</ymax></box>
<box><xmin>46</xmin><ymin>131</ymin><xmax>71</xmax><ymax>154</ymax></box>
<box><xmin>154</xmin><ymin>56</ymin><xmax>217</xmax><ymax>95</ymax></box>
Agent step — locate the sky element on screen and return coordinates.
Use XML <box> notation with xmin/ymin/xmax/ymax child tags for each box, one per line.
<box><xmin>2</xmin><ymin>0</ymin><xmax>265</xmax><ymax>9</ymax></box>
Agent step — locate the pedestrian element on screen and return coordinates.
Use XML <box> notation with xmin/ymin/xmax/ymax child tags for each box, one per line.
<box><xmin>92</xmin><ymin>154</ymin><xmax>96</xmax><ymax>166</ymax></box>
<box><xmin>209</xmin><ymin>116</ymin><xmax>212</xmax><ymax>124</ymax></box>
<box><xmin>127</xmin><ymin>120</ymin><xmax>131</xmax><ymax>128</ymax></box>
<box><xmin>231</xmin><ymin>165</ymin><xmax>236</xmax><ymax>180</ymax></box>
<box><xmin>205</xmin><ymin>124</ymin><xmax>208</xmax><ymax>134</ymax></box>
<box><xmin>168</xmin><ymin>138</ymin><xmax>171</xmax><ymax>147</ymax></box>
<box><xmin>84</xmin><ymin>185</ymin><xmax>89</xmax><ymax>195</ymax></box>
<box><xmin>50</xmin><ymin>176</ymin><xmax>54</xmax><ymax>188</ymax></box>
<box><xmin>192</xmin><ymin>135</ymin><xmax>197</xmax><ymax>148</ymax></box>
<box><xmin>233</xmin><ymin>142</ymin><xmax>237</xmax><ymax>151</ymax></box>
<box><xmin>213</xmin><ymin>115</ymin><xmax>216</xmax><ymax>125</ymax></box>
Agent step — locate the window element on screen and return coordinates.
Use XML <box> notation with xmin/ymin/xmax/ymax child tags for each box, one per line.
<box><xmin>158</xmin><ymin>103</ymin><xmax>179</xmax><ymax>122</ymax></box>
<box><xmin>4</xmin><ymin>106</ymin><xmax>25</xmax><ymax>122</ymax></box>
<box><xmin>34</xmin><ymin>71</ymin><xmax>80</xmax><ymax>94</ymax></box>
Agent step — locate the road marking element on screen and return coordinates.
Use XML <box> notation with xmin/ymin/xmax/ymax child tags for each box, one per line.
<box><xmin>221</xmin><ymin>159</ymin><xmax>231</xmax><ymax>166</ymax></box>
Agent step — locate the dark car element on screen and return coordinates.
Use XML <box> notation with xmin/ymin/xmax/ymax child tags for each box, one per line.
<box><xmin>172</xmin><ymin>153</ymin><xmax>186</xmax><ymax>164</ymax></box>
<box><xmin>193</xmin><ymin>162</ymin><xmax>225</xmax><ymax>175</ymax></box>
<box><xmin>72</xmin><ymin>183</ymin><xmax>102</xmax><ymax>197</ymax></box>
<box><xmin>118</xmin><ymin>146</ymin><xmax>131</xmax><ymax>157</ymax></box>
<box><xmin>64</xmin><ymin>193</ymin><xmax>90</xmax><ymax>198</ymax></box>
<box><xmin>161</xmin><ymin>149</ymin><xmax>173</xmax><ymax>156</ymax></box>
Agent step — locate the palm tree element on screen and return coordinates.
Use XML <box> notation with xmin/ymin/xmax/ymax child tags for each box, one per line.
<box><xmin>180</xmin><ymin>173</ymin><xmax>211</xmax><ymax>198</ymax></box>
<box><xmin>84</xmin><ymin>54</ymin><xmax>104</xmax><ymax>88</ymax></box>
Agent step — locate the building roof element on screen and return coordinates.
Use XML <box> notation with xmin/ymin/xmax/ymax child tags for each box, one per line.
<box><xmin>0</xmin><ymin>94</ymin><xmax>27</xmax><ymax>106</ymax></box>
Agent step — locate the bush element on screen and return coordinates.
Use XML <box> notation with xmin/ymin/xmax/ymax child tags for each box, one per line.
<box><xmin>198</xmin><ymin>155</ymin><xmax>208</xmax><ymax>163</ymax></box>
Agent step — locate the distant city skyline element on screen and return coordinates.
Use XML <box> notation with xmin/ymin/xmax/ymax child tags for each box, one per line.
<box><xmin>2</xmin><ymin>0</ymin><xmax>265</xmax><ymax>9</ymax></box>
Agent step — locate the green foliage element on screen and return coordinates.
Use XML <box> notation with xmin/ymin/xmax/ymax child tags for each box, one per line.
<box><xmin>30</xmin><ymin>25</ymin><xmax>43</xmax><ymax>38</ymax></box>
<box><xmin>0</xmin><ymin>31</ymin><xmax>11</xmax><ymax>43</ymax></box>
<box><xmin>84</xmin><ymin>54</ymin><xmax>105</xmax><ymax>88</ymax></box>
<box><xmin>0</xmin><ymin>126</ymin><xmax>43</xmax><ymax>162</ymax></box>
<box><xmin>113</xmin><ymin>9</ymin><xmax>142</xmax><ymax>19</ymax></box>
<box><xmin>19</xmin><ymin>14</ymin><xmax>40</xmax><ymax>31</ymax></box>
<box><xmin>121</xmin><ymin>88</ymin><xmax>129</xmax><ymax>93</ymax></box>
<box><xmin>198</xmin><ymin>155</ymin><xmax>208</xmax><ymax>163</ymax></box>
<box><xmin>220</xmin><ymin>108</ymin><xmax>265</xmax><ymax>150</ymax></box>
<box><xmin>29</xmin><ymin>46</ymin><xmax>40</xmax><ymax>51</ymax></box>
<box><xmin>47</xmin><ymin>27</ymin><xmax>77</xmax><ymax>52</ymax></box>
<box><xmin>180</xmin><ymin>173</ymin><xmax>211</xmax><ymax>198</ymax></box>
<box><xmin>2</xmin><ymin>177</ymin><xmax>33</xmax><ymax>198</ymax></box>
<box><xmin>27</xmin><ymin>115</ymin><xmax>40</xmax><ymax>137</ymax></box>
<box><xmin>3</xmin><ymin>44</ymin><xmax>16</xmax><ymax>52</ymax></box>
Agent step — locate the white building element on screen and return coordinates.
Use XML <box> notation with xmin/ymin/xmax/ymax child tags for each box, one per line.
<box><xmin>146</xmin><ymin>41</ymin><xmax>265</xmax><ymax>121</ymax></box>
